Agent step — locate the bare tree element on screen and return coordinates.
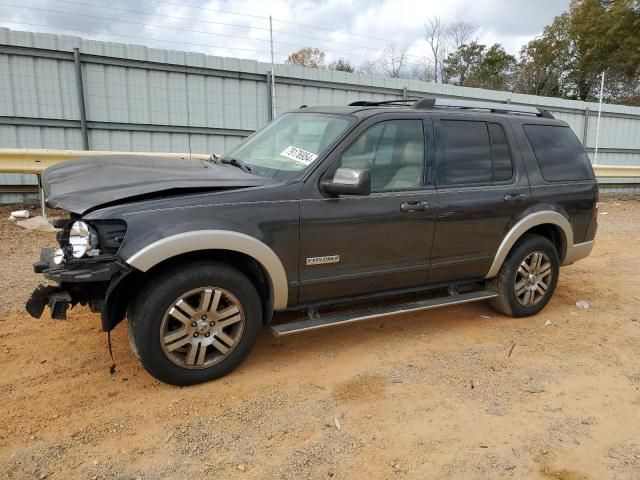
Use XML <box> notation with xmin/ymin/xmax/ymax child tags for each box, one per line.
<box><xmin>358</xmin><ymin>59</ymin><xmax>380</xmax><ymax>76</ymax></box>
<box><xmin>424</xmin><ymin>17</ymin><xmax>448</xmax><ymax>82</ymax></box>
<box><xmin>410</xmin><ymin>57</ymin><xmax>435</xmax><ymax>82</ymax></box>
<box><xmin>379</xmin><ymin>43</ymin><xmax>408</xmax><ymax>78</ymax></box>
<box><xmin>448</xmin><ymin>21</ymin><xmax>477</xmax><ymax>50</ymax></box>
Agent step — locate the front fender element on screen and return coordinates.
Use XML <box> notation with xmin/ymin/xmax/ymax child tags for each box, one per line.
<box><xmin>125</xmin><ymin>230</ymin><xmax>289</xmax><ymax>310</ymax></box>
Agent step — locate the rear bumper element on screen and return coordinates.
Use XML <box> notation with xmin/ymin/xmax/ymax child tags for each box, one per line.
<box><xmin>563</xmin><ymin>240</ymin><xmax>595</xmax><ymax>265</ymax></box>
<box><xmin>26</xmin><ymin>248</ymin><xmax>131</xmax><ymax>320</ymax></box>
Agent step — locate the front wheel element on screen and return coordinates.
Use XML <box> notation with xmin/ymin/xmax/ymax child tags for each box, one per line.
<box><xmin>488</xmin><ymin>234</ymin><xmax>560</xmax><ymax>317</ymax></box>
<box><xmin>128</xmin><ymin>261</ymin><xmax>262</xmax><ymax>386</ymax></box>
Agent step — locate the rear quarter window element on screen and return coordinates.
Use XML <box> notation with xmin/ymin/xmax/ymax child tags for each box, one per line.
<box><xmin>524</xmin><ymin>124</ymin><xmax>594</xmax><ymax>182</ymax></box>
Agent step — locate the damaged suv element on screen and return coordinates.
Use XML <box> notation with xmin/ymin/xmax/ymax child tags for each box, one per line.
<box><xmin>27</xmin><ymin>98</ymin><xmax>598</xmax><ymax>385</ymax></box>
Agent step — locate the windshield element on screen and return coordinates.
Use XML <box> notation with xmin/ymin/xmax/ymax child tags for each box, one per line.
<box><xmin>221</xmin><ymin>113</ymin><xmax>353</xmax><ymax>180</ymax></box>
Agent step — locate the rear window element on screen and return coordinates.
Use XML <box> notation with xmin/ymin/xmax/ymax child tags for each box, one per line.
<box><xmin>524</xmin><ymin>125</ymin><xmax>594</xmax><ymax>182</ymax></box>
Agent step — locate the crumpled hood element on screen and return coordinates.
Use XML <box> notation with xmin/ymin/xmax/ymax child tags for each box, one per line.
<box><xmin>42</xmin><ymin>155</ymin><xmax>273</xmax><ymax>214</ymax></box>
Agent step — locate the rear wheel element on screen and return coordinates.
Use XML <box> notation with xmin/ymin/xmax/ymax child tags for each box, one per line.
<box><xmin>488</xmin><ymin>234</ymin><xmax>559</xmax><ymax>317</ymax></box>
<box><xmin>128</xmin><ymin>261</ymin><xmax>262</xmax><ymax>386</ymax></box>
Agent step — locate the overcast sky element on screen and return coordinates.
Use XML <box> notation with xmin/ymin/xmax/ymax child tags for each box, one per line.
<box><xmin>0</xmin><ymin>0</ymin><xmax>570</xmax><ymax>66</ymax></box>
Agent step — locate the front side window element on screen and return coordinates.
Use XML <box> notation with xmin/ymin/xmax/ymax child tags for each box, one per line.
<box><xmin>222</xmin><ymin>113</ymin><xmax>353</xmax><ymax>181</ymax></box>
<box><xmin>338</xmin><ymin>119</ymin><xmax>425</xmax><ymax>191</ymax></box>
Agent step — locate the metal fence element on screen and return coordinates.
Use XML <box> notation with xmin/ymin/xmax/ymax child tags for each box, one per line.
<box><xmin>1</xmin><ymin>27</ymin><xmax>640</xmax><ymax>202</ymax></box>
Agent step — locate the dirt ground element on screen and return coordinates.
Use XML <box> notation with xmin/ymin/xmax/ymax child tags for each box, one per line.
<box><xmin>1</xmin><ymin>199</ymin><xmax>639</xmax><ymax>480</ymax></box>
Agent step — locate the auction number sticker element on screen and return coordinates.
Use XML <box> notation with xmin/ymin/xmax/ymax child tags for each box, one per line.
<box><xmin>280</xmin><ymin>145</ymin><xmax>318</xmax><ymax>165</ymax></box>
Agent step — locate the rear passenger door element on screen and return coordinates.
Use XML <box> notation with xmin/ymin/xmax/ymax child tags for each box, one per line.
<box><xmin>429</xmin><ymin>115</ymin><xmax>531</xmax><ymax>283</ymax></box>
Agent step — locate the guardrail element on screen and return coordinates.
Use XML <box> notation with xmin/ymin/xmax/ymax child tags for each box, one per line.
<box><xmin>0</xmin><ymin>148</ymin><xmax>215</xmax><ymax>216</ymax></box>
<box><xmin>0</xmin><ymin>148</ymin><xmax>213</xmax><ymax>175</ymax></box>
<box><xmin>0</xmin><ymin>148</ymin><xmax>638</xmax><ymax>215</ymax></box>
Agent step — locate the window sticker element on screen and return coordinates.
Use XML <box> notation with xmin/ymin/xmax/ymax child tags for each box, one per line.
<box><xmin>280</xmin><ymin>145</ymin><xmax>318</xmax><ymax>165</ymax></box>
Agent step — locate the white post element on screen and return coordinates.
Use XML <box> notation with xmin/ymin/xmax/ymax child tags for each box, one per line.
<box><xmin>269</xmin><ymin>15</ymin><xmax>277</xmax><ymax>119</ymax></box>
<box><xmin>593</xmin><ymin>71</ymin><xmax>605</xmax><ymax>165</ymax></box>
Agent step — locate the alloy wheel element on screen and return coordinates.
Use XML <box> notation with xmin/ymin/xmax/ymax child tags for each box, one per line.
<box><xmin>514</xmin><ymin>251</ymin><xmax>553</xmax><ymax>307</ymax></box>
<box><xmin>160</xmin><ymin>287</ymin><xmax>245</xmax><ymax>369</ymax></box>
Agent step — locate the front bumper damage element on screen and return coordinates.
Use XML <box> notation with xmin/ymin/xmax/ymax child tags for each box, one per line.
<box><xmin>26</xmin><ymin>247</ymin><xmax>131</xmax><ymax>321</ymax></box>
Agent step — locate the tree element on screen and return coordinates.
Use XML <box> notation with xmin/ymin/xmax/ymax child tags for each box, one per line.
<box><xmin>466</xmin><ymin>44</ymin><xmax>516</xmax><ymax>90</ymax></box>
<box><xmin>328</xmin><ymin>58</ymin><xmax>355</xmax><ymax>73</ymax></box>
<box><xmin>513</xmin><ymin>22</ymin><xmax>569</xmax><ymax>98</ymax></box>
<box><xmin>442</xmin><ymin>42</ymin><xmax>516</xmax><ymax>91</ymax></box>
<box><xmin>379</xmin><ymin>43</ymin><xmax>409</xmax><ymax>78</ymax></box>
<box><xmin>358</xmin><ymin>60</ymin><xmax>380</xmax><ymax>76</ymax></box>
<box><xmin>514</xmin><ymin>0</ymin><xmax>640</xmax><ymax>103</ymax></box>
<box><xmin>423</xmin><ymin>18</ymin><xmax>475</xmax><ymax>83</ymax></box>
<box><xmin>286</xmin><ymin>48</ymin><xmax>326</xmax><ymax>69</ymax></box>
<box><xmin>442</xmin><ymin>41</ymin><xmax>485</xmax><ymax>85</ymax></box>
<box><xmin>448</xmin><ymin>21</ymin><xmax>477</xmax><ymax>50</ymax></box>
<box><xmin>410</xmin><ymin>57</ymin><xmax>435</xmax><ymax>82</ymax></box>
<box><xmin>424</xmin><ymin>16</ymin><xmax>448</xmax><ymax>82</ymax></box>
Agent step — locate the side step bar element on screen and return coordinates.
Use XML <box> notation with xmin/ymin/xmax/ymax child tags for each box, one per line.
<box><xmin>270</xmin><ymin>290</ymin><xmax>497</xmax><ymax>337</ymax></box>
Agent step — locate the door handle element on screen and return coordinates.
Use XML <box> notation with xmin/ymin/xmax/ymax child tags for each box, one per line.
<box><xmin>503</xmin><ymin>193</ymin><xmax>527</xmax><ymax>203</ymax></box>
<box><xmin>400</xmin><ymin>201</ymin><xmax>429</xmax><ymax>213</ymax></box>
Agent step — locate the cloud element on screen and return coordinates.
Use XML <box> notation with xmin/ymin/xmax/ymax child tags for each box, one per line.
<box><xmin>0</xmin><ymin>0</ymin><xmax>570</xmax><ymax>65</ymax></box>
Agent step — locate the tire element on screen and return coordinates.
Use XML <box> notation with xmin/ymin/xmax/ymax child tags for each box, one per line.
<box><xmin>128</xmin><ymin>260</ymin><xmax>262</xmax><ymax>386</ymax></box>
<box><xmin>488</xmin><ymin>234</ymin><xmax>560</xmax><ymax>317</ymax></box>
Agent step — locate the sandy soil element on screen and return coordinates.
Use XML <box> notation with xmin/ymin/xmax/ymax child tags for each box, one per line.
<box><xmin>1</xmin><ymin>199</ymin><xmax>639</xmax><ymax>480</ymax></box>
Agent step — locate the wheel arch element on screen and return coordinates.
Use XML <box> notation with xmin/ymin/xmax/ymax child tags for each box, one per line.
<box><xmin>102</xmin><ymin>244</ymin><xmax>281</xmax><ymax>332</ymax></box>
<box><xmin>485</xmin><ymin>211</ymin><xmax>573</xmax><ymax>279</ymax></box>
<box><xmin>125</xmin><ymin>230</ymin><xmax>288</xmax><ymax>309</ymax></box>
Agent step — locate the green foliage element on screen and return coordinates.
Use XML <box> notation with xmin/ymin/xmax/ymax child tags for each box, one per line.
<box><xmin>515</xmin><ymin>0</ymin><xmax>640</xmax><ymax>103</ymax></box>
<box><xmin>328</xmin><ymin>58</ymin><xmax>355</xmax><ymax>73</ymax></box>
<box><xmin>442</xmin><ymin>42</ymin><xmax>486</xmax><ymax>85</ymax></box>
<box><xmin>466</xmin><ymin>44</ymin><xmax>516</xmax><ymax>90</ymax></box>
<box><xmin>442</xmin><ymin>42</ymin><xmax>515</xmax><ymax>91</ymax></box>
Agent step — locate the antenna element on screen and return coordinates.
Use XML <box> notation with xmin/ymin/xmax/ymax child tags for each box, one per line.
<box><xmin>184</xmin><ymin>62</ymin><xmax>193</xmax><ymax>159</ymax></box>
<box><xmin>269</xmin><ymin>15</ymin><xmax>277</xmax><ymax>119</ymax></box>
<box><xmin>593</xmin><ymin>71</ymin><xmax>605</xmax><ymax>165</ymax></box>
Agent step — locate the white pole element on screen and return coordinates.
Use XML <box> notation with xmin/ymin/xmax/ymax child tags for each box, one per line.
<box><xmin>593</xmin><ymin>71</ymin><xmax>605</xmax><ymax>165</ymax></box>
<box><xmin>269</xmin><ymin>15</ymin><xmax>277</xmax><ymax>119</ymax></box>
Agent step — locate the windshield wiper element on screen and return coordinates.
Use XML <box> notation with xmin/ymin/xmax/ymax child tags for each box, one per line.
<box><xmin>220</xmin><ymin>157</ymin><xmax>252</xmax><ymax>173</ymax></box>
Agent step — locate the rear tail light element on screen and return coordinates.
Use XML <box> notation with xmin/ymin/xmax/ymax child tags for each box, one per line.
<box><xmin>593</xmin><ymin>190</ymin><xmax>600</xmax><ymax>221</ymax></box>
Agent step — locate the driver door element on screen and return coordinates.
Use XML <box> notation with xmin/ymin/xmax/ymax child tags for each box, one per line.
<box><xmin>298</xmin><ymin>115</ymin><xmax>438</xmax><ymax>304</ymax></box>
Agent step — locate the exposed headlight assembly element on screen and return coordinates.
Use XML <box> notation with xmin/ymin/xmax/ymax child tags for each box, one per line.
<box><xmin>68</xmin><ymin>221</ymin><xmax>99</xmax><ymax>258</ymax></box>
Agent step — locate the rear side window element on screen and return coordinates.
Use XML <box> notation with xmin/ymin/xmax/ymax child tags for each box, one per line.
<box><xmin>437</xmin><ymin>120</ymin><xmax>514</xmax><ymax>186</ymax></box>
<box><xmin>438</xmin><ymin>120</ymin><xmax>492</xmax><ymax>185</ymax></box>
<box><xmin>524</xmin><ymin>125</ymin><xmax>594</xmax><ymax>181</ymax></box>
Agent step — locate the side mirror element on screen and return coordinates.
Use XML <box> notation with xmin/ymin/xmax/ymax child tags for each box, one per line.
<box><xmin>321</xmin><ymin>168</ymin><xmax>371</xmax><ymax>196</ymax></box>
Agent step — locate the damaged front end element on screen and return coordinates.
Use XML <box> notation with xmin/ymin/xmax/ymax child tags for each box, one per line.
<box><xmin>26</xmin><ymin>218</ymin><xmax>132</xmax><ymax>324</ymax></box>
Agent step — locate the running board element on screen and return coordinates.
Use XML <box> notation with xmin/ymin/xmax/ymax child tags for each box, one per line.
<box><xmin>270</xmin><ymin>290</ymin><xmax>497</xmax><ymax>337</ymax></box>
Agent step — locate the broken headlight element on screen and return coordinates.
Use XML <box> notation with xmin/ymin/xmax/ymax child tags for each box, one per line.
<box><xmin>57</xmin><ymin>219</ymin><xmax>126</xmax><ymax>260</ymax></box>
<box><xmin>69</xmin><ymin>221</ymin><xmax>99</xmax><ymax>258</ymax></box>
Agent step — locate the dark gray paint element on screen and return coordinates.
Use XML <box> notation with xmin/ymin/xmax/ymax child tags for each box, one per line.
<box><xmin>37</xmin><ymin>104</ymin><xmax>598</xmax><ymax>322</ymax></box>
<box><xmin>43</xmin><ymin>155</ymin><xmax>272</xmax><ymax>214</ymax></box>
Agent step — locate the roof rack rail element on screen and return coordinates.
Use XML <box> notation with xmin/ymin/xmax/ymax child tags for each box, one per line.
<box><xmin>348</xmin><ymin>100</ymin><xmax>414</xmax><ymax>106</ymax></box>
<box><xmin>412</xmin><ymin>98</ymin><xmax>554</xmax><ymax>119</ymax></box>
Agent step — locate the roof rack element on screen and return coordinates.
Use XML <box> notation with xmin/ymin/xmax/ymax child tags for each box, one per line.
<box><xmin>347</xmin><ymin>97</ymin><xmax>554</xmax><ymax>119</ymax></box>
<box><xmin>348</xmin><ymin>100</ymin><xmax>414</xmax><ymax>106</ymax></box>
<box><xmin>412</xmin><ymin>98</ymin><xmax>554</xmax><ymax>118</ymax></box>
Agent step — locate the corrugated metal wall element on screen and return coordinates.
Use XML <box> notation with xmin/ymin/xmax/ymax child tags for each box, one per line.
<box><xmin>1</xmin><ymin>27</ymin><xmax>640</xmax><ymax>202</ymax></box>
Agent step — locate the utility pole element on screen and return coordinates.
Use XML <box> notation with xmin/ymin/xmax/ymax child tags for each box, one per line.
<box><xmin>594</xmin><ymin>71</ymin><xmax>605</xmax><ymax>165</ymax></box>
<box><xmin>269</xmin><ymin>15</ymin><xmax>277</xmax><ymax>119</ymax></box>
